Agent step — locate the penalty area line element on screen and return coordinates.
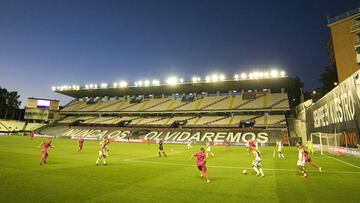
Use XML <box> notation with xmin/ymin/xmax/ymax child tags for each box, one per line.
<box><xmin>322</xmin><ymin>153</ymin><xmax>360</xmax><ymax>169</ymax></box>
<box><xmin>124</xmin><ymin>159</ymin><xmax>360</xmax><ymax>174</ymax></box>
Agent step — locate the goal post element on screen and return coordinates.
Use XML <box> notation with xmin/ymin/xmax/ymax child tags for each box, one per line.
<box><xmin>309</xmin><ymin>131</ymin><xmax>343</xmax><ymax>155</ymax></box>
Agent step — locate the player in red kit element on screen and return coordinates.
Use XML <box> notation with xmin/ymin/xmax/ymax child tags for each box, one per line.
<box><xmin>78</xmin><ymin>138</ymin><xmax>85</xmax><ymax>152</ymax></box>
<box><xmin>224</xmin><ymin>139</ymin><xmax>231</xmax><ymax>151</ymax></box>
<box><xmin>190</xmin><ymin>147</ymin><xmax>210</xmax><ymax>183</ymax></box>
<box><xmin>39</xmin><ymin>138</ymin><xmax>53</xmax><ymax>165</ymax></box>
<box><xmin>304</xmin><ymin>149</ymin><xmax>322</xmax><ymax>172</ymax></box>
<box><xmin>246</xmin><ymin>138</ymin><xmax>255</xmax><ymax>154</ymax></box>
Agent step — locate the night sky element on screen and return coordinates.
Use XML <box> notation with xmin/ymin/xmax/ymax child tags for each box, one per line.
<box><xmin>0</xmin><ymin>0</ymin><xmax>359</xmax><ymax>106</ymax></box>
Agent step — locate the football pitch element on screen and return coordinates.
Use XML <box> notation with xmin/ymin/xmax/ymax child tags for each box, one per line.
<box><xmin>0</xmin><ymin>136</ymin><xmax>360</xmax><ymax>203</ymax></box>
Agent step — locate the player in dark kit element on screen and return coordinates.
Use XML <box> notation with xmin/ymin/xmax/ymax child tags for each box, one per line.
<box><xmin>78</xmin><ymin>137</ymin><xmax>85</xmax><ymax>152</ymax></box>
<box><xmin>158</xmin><ymin>139</ymin><xmax>167</xmax><ymax>157</ymax></box>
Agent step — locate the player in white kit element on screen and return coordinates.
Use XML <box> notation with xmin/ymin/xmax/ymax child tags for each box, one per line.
<box><xmin>250</xmin><ymin>146</ymin><xmax>264</xmax><ymax>177</ymax></box>
<box><xmin>206</xmin><ymin>142</ymin><xmax>214</xmax><ymax>157</ymax></box>
<box><xmin>276</xmin><ymin>140</ymin><xmax>285</xmax><ymax>159</ymax></box>
<box><xmin>296</xmin><ymin>143</ymin><xmax>307</xmax><ymax>177</ymax></box>
<box><xmin>187</xmin><ymin>139</ymin><xmax>193</xmax><ymax>149</ymax></box>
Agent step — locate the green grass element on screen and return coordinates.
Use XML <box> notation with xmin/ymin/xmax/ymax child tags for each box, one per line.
<box><xmin>0</xmin><ymin>136</ymin><xmax>360</xmax><ymax>203</ymax></box>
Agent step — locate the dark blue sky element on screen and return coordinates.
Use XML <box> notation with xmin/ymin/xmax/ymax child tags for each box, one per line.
<box><xmin>0</xmin><ymin>0</ymin><xmax>359</xmax><ymax>106</ymax></box>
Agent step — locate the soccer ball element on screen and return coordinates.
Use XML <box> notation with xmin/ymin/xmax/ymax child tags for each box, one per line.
<box><xmin>242</xmin><ymin>170</ymin><xmax>247</xmax><ymax>174</ymax></box>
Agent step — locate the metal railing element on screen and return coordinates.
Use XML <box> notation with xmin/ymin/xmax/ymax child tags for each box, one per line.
<box><xmin>355</xmin><ymin>39</ymin><xmax>360</xmax><ymax>47</ymax></box>
<box><xmin>328</xmin><ymin>7</ymin><xmax>360</xmax><ymax>25</ymax></box>
<box><xmin>352</xmin><ymin>21</ymin><xmax>360</xmax><ymax>32</ymax></box>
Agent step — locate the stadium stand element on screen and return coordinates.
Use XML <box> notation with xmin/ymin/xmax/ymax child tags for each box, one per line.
<box><xmin>0</xmin><ymin>120</ymin><xmax>26</xmax><ymax>132</ymax></box>
<box><xmin>24</xmin><ymin>123</ymin><xmax>46</xmax><ymax>131</ymax></box>
<box><xmin>37</xmin><ymin>76</ymin><xmax>299</xmax><ymax>139</ymax></box>
<box><xmin>59</xmin><ymin>92</ymin><xmax>289</xmax><ymax>113</ymax></box>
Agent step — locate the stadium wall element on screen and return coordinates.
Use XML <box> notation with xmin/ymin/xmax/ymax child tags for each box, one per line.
<box><xmin>37</xmin><ymin>126</ymin><xmax>289</xmax><ymax>145</ymax></box>
<box><xmin>305</xmin><ymin>69</ymin><xmax>360</xmax><ymax>147</ymax></box>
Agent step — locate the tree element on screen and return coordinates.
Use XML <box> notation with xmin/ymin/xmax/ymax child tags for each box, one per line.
<box><xmin>0</xmin><ymin>86</ymin><xmax>22</xmax><ymax>119</ymax></box>
<box><xmin>319</xmin><ymin>37</ymin><xmax>339</xmax><ymax>94</ymax></box>
<box><xmin>319</xmin><ymin>64</ymin><xmax>338</xmax><ymax>94</ymax></box>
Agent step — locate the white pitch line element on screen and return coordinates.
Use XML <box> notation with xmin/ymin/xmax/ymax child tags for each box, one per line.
<box><xmin>125</xmin><ymin>159</ymin><xmax>360</xmax><ymax>174</ymax></box>
<box><xmin>322</xmin><ymin>153</ymin><xmax>360</xmax><ymax>169</ymax></box>
<box><xmin>123</xmin><ymin>150</ymin><xmax>189</xmax><ymax>161</ymax></box>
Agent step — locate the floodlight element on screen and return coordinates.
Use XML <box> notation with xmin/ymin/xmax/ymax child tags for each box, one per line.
<box><xmin>211</xmin><ymin>74</ymin><xmax>219</xmax><ymax>82</ymax></box>
<box><xmin>280</xmin><ymin>70</ymin><xmax>286</xmax><ymax>76</ymax></box>
<box><xmin>119</xmin><ymin>81</ymin><xmax>127</xmax><ymax>88</ymax></box>
<box><xmin>166</xmin><ymin>77</ymin><xmax>178</xmax><ymax>85</ymax></box>
<box><xmin>152</xmin><ymin>80</ymin><xmax>160</xmax><ymax>86</ymax></box>
<box><xmin>100</xmin><ymin>83</ymin><xmax>108</xmax><ymax>88</ymax></box>
<box><xmin>144</xmin><ymin>80</ymin><xmax>150</xmax><ymax>86</ymax></box>
<box><xmin>205</xmin><ymin>76</ymin><xmax>211</xmax><ymax>82</ymax></box>
<box><xmin>271</xmin><ymin>70</ymin><xmax>279</xmax><ymax>77</ymax></box>
<box><xmin>241</xmin><ymin>73</ymin><xmax>247</xmax><ymax>79</ymax></box>
<box><xmin>219</xmin><ymin>74</ymin><xmax>225</xmax><ymax>81</ymax></box>
<box><xmin>234</xmin><ymin>74</ymin><xmax>239</xmax><ymax>80</ymax></box>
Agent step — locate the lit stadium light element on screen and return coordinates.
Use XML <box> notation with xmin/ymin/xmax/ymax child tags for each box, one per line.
<box><xmin>57</xmin><ymin>86</ymin><xmax>61</xmax><ymax>90</ymax></box>
<box><xmin>100</xmin><ymin>83</ymin><xmax>108</xmax><ymax>88</ymax></box>
<box><xmin>241</xmin><ymin>73</ymin><xmax>247</xmax><ymax>79</ymax></box>
<box><xmin>152</xmin><ymin>80</ymin><xmax>160</xmax><ymax>86</ymax></box>
<box><xmin>211</xmin><ymin>74</ymin><xmax>219</xmax><ymax>82</ymax></box>
<box><xmin>234</xmin><ymin>74</ymin><xmax>239</xmax><ymax>80</ymax></box>
<box><xmin>280</xmin><ymin>70</ymin><xmax>286</xmax><ymax>77</ymax></box>
<box><xmin>52</xmin><ymin>86</ymin><xmax>56</xmax><ymax>91</ymax></box>
<box><xmin>94</xmin><ymin>84</ymin><xmax>98</xmax><ymax>89</ymax></box>
<box><xmin>144</xmin><ymin>80</ymin><xmax>150</xmax><ymax>86</ymax></box>
<box><xmin>192</xmin><ymin>77</ymin><xmax>197</xmax><ymax>82</ymax></box>
<box><xmin>166</xmin><ymin>77</ymin><xmax>178</xmax><ymax>85</ymax></box>
<box><xmin>179</xmin><ymin>78</ymin><xmax>184</xmax><ymax>83</ymax></box>
<box><xmin>85</xmin><ymin>85</ymin><xmax>89</xmax><ymax>89</ymax></box>
<box><xmin>119</xmin><ymin>81</ymin><xmax>128</xmax><ymax>88</ymax></box>
<box><xmin>134</xmin><ymin>82</ymin><xmax>138</xmax><ymax>87</ymax></box>
<box><xmin>192</xmin><ymin>76</ymin><xmax>201</xmax><ymax>83</ymax></box>
<box><xmin>137</xmin><ymin>80</ymin><xmax>144</xmax><ymax>87</ymax></box>
<box><xmin>72</xmin><ymin>85</ymin><xmax>76</xmax><ymax>90</ymax></box>
<box><xmin>264</xmin><ymin>72</ymin><xmax>270</xmax><ymax>77</ymax></box>
<box><xmin>219</xmin><ymin>74</ymin><xmax>226</xmax><ymax>81</ymax></box>
<box><xmin>113</xmin><ymin>82</ymin><xmax>118</xmax><ymax>87</ymax></box>
<box><xmin>205</xmin><ymin>76</ymin><xmax>211</xmax><ymax>82</ymax></box>
<box><xmin>253</xmin><ymin>72</ymin><xmax>260</xmax><ymax>79</ymax></box>
<box><xmin>258</xmin><ymin>72</ymin><xmax>264</xmax><ymax>78</ymax></box>
<box><xmin>89</xmin><ymin>84</ymin><xmax>94</xmax><ymax>89</ymax></box>
<box><xmin>249</xmin><ymin>73</ymin><xmax>254</xmax><ymax>79</ymax></box>
<box><xmin>270</xmin><ymin>70</ymin><xmax>279</xmax><ymax>77</ymax></box>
